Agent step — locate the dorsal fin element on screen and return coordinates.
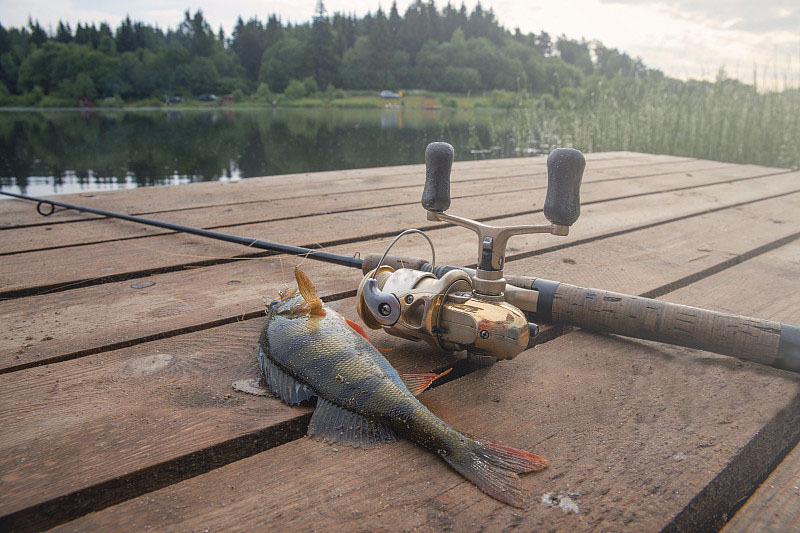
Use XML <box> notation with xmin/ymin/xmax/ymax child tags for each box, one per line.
<box><xmin>294</xmin><ymin>267</ymin><xmax>326</xmax><ymax>317</ymax></box>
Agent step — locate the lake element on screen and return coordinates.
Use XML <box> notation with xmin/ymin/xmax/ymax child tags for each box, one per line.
<box><xmin>1</xmin><ymin>96</ymin><xmax>797</xmax><ymax>198</ymax></box>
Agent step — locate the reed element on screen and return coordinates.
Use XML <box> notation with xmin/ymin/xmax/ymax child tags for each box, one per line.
<box><xmin>518</xmin><ymin>76</ymin><xmax>800</xmax><ymax>169</ymax></box>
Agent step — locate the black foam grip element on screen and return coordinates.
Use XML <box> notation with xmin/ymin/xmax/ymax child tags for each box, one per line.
<box><xmin>422</xmin><ymin>142</ymin><xmax>454</xmax><ymax>212</ymax></box>
<box><xmin>544</xmin><ymin>148</ymin><xmax>585</xmax><ymax>226</ymax></box>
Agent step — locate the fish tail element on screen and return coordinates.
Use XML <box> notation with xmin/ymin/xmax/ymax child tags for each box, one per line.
<box><xmin>442</xmin><ymin>438</ymin><xmax>547</xmax><ymax>507</ymax></box>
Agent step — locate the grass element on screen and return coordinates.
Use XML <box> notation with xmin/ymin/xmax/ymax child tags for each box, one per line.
<box><xmin>513</xmin><ymin>78</ymin><xmax>800</xmax><ymax>169</ymax></box>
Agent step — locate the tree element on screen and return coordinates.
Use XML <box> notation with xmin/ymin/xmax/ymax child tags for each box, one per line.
<box><xmin>232</xmin><ymin>17</ymin><xmax>267</xmax><ymax>82</ymax></box>
<box><xmin>265</xmin><ymin>15</ymin><xmax>283</xmax><ymax>49</ymax></box>
<box><xmin>55</xmin><ymin>22</ymin><xmax>72</xmax><ymax>44</ymax></box>
<box><xmin>556</xmin><ymin>36</ymin><xmax>592</xmax><ymax>75</ymax></box>
<box><xmin>0</xmin><ymin>4</ymin><xmax>667</xmax><ymax>103</ymax></box>
<box><xmin>259</xmin><ymin>37</ymin><xmax>310</xmax><ymax>92</ymax></box>
<box><xmin>311</xmin><ymin>6</ymin><xmax>338</xmax><ymax>88</ymax></box>
<box><xmin>116</xmin><ymin>17</ymin><xmax>137</xmax><ymax>52</ymax></box>
<box><xmin>340</xmin><ymin>36</ymin><xmax>371</xmax><ymax>89</ymax></box>
<box><xmin>27</xmin><ymin>19</ymin><xmax>47</xmax><ymax>47</ymax></box>
<box><xmin>73</xmin><ymin>71</ymin><xmax>97</xmax><ymax>98</ymax></box>
<box><xmin>176</xmin><ymin>10</ymin><xmax>215</xmax><ymax>57</ymax></box>
<box><xmin>534</xmin><ymin>31</ymin><xmax>552</xmax><ymax>56</ymax></box>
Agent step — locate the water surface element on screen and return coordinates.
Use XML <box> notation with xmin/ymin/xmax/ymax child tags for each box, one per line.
<box><xmin>0</xmin><ymin>107</ymin><xmax>549</xmax><ymax>197</ymax></box>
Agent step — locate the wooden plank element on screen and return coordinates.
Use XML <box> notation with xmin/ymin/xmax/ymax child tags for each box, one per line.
<box><xmin>2</xmin><ymin>186</ymin><xmax>797</xmax><ymax>526</ymax></box>
<box><xmin>1</xmin><ymin>166</ymin><xmax>794</xmax><ymax>295</ymax></box>
<box><xmin>0</xmin><ymin>299</ymin><xmax>453</xmax><ymax>522</ymax></box>
<box><xmin>1</xmin><ymin>158</ymin><xmax>732</xmax><ymax>254</ymax></box>
<box><xmin>0</xmin><ymin>152</ymin><xmax>655</xmax><ymax>227</ymax></box>
<box><xmin>724</xmin><ymin>441</ymin><xmax>800</xmax><ymax>532</ymax></box>
<box><xmin>3</xmin><ymin>186</ymin><xmax>799</xmax><ymax>373</ymax></box>
<box><xmin>51</xmin><ymin>241</ymin><xmax>800</xmax><ymax>532</ymax></box>
<box><xmin>2</xmin><ymin>167</ymin><xmax>797</xmax><ymax>372</ymax></box>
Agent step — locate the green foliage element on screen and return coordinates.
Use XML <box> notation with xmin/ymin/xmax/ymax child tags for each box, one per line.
<box><xmin>302</xmin><ymin>76</ymin><xmax>319</xmax><ymax>96</ymax></box>
<box><xmin>259</xmin><ymin>37</ymin><xmax>310</xmax><ymax>93</ymax></box>
<box><xmin>0</xmin><ymin>1</ymin><xmax>753</xmax><ymax>109</ymax></box>
<box><xmin>284</xmin><ymin>79</ymin><xmax>307</xmax><ymax>100</ymax></box>
<box><xmin>255</xmin><ymin>82</ymin><xmax>274</xmax><ymax>102</ymax></box>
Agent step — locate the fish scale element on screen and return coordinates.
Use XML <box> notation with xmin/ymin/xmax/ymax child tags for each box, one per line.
<box><xmin>256</xmin><ymin>269</ymin><xmax>548</xmax><ymax>507</ymax></box>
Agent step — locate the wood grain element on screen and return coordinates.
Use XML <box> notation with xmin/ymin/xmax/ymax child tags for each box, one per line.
<box><xmin>0</xmin><ymin>299</ymin><xmax>455</xmax><ymax>522</ymax></box>
<box><xmin>1</xmin><ymin>153</ymin><xmax>798</xmax><ymax>531</ymax></box>
<box><xmin>2</xmin><ymin>176</ymin><xmax>799</xmax><ymax>528</ymax></box>
<box><xmin>724</xmin><ymin>440</ymin><xmax>800</xmax><ymax>532</ymax></box>
<box><xmin>1</xmin><ymin>166</ymin><xmax>794</xmax><ymax>296</ymax></box>
<box><xmin>3</xmin><ymin>176</ymin><xmax>798</xmax><ymax>372</ymax></box>
<box><xmin>53</xmin><ymin>241</ymin><xmax>800</xmax><ymax>532</ymax></box>
<box><xmin>0</xmin><ymin>157</ymin><xmax>724</xmax><ymax>253</ymax></box>
<box><xmin>0</xmin><ymin>152</ymin><xmax>681</xmax><ymax>227</ymax></box>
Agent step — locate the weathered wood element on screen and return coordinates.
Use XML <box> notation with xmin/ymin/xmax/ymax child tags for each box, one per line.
<box><xmin>0</xmin><ymin>158</ymin><xmax>732</xmax><ymax>254</ymax></box>
<box><xmin>723</xmin><ymin>440</ymin><xmax>800</xmax><ymax>532</ymax></box>
<box><xmin>1</xmin><ymin>166</ymin><xmax>795</xmax><ymax>296</ymax></box>
<box><xmin>1</xmin><ymin>153</ymin><xmax>797</xmax><ymax>531</ymax></box>
<box><xmin>52</xmin><ymin>241</ymin><xmax>800</xmax><ymax>532</ymax></box>
<box><xmin>0</xmin><ymin>299</ymin><xmax>454</xmax><ymax>523</ymax></box>
<box><xmin>0</xmin><ymin>152</ymin><xmax>680</xmax><ymax>227</ymax></box>
<box><xmin>2</xmin><ymin>183</ymin><xmax>798</xmax><ymax>528</ymax></box>
<box><xmin>3</xmin><ymin>176</ymin><xmax>798</xmax><ymax>372</ymax></box>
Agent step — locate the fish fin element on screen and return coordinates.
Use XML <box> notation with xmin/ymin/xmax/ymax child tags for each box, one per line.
<box><xmin>400</xmin><ymin>368</ymin><xmax>453</xmax><ymax>396</ymax></box>
<box><xmin>344</xmin><ymin>318</ymin><xmax>370</xmax><ymax>341</ymax></box>
<box><xmin>258</xmin><ymin>346</ymin><xmax>316</xmax><ymax>405</ymax></box>
<box><xmin>308</xmin><ymin>398</ymin><xmax>397</xmax><ymax>448</ymax></box>
<box><xmin>294</xmin><ymin>267</ymin><xmax>325</xmax><ymax>315</ymax></box>
<box><xmin>441</xmin><ymin>438</ymin><xmax>547</xmax><ymax>508</ymax></box>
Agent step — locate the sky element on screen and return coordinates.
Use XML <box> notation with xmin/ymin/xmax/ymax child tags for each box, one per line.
<box><xmin>1</xmin><ymin>0</ymin><xmax>798</xmax><ymax>87</ymax></box>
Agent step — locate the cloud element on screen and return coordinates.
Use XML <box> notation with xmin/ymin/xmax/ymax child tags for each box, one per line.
<box><xmin>602</xmin><ymin>0</ymin><xmax>800</xmax><ymax>33</ymax></box>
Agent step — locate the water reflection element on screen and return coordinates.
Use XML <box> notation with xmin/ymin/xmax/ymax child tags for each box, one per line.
<box><xmin>0</xmin><ymin>107</ymin><xmax>532</xmax><ymax>197</ymax></box>
<box><xmin>5</xmin><ymin>99</ymin><xmax>793</xmax><ymax>198</ymax></box>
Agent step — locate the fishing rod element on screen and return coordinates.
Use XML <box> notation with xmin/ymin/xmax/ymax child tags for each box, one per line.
<box><xmin>0</xmin><ymin>190</ymin><xmax>362</xmax><ymax>269</ymax></box>
<box><xmin>3</xmin><ymin>143</ymin><xmax>799</xmax><ymax>374</ymax></box>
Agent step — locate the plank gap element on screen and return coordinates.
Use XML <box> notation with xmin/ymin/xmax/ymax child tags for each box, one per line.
<box><xmin>663</xmin><ymin>395</ymin><xmax>800</xmax><ymax>532</ymax></box>
<box><xmin>2</xmin><ymin>192</ymin><xmax>798</xmax><ymax>374</ymax></box>
<box><xmin>505</xmin><ymin>187</ymin><xmax>800</xmax><ymax>265</ymax></box>
<box><xmin>0</xmin><ymin>162</ymin><xmax>739</xmax><ymax>255</ymax></box>
<box><xmin>0</xmin><ymin>414</ymin><xmax>313</xmax><ymax>533</ymax></box>
<box><xmin>1</xmin><ymin>171</ymin><xmax>793</xmax><ymax>301</ymax></box>
<box><xmin>0</xmin><ymin>289</ymin><xmax>357</xmax><ymax>375</ymax></box>
<box><xmin>0</xmin><ymin>155</ymin><xmax>698</xmax><ymax>231</ymax></box>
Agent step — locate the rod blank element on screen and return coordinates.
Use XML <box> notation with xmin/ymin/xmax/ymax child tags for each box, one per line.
<box><xmin>1</xmin><ymin>191</ymin><xmax>363</xmax><ymax>269</ymax></box>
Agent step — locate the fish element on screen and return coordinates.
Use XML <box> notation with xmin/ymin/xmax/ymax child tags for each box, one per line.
<box><xmin>256</xmin><ymin>267</ymin><xmax>547</xmax><ymax>507</ymax></box>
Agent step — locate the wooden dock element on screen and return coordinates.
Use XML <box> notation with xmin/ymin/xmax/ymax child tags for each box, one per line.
<box><xmin>1</xmin><ymin>152</ymin><xmax>798</xmax><ymax>531</ymax></box>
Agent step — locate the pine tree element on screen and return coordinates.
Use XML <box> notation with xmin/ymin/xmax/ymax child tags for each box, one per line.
<box><xmin>311</xmin><ymin>1</ymin><xmax>338</xmax><ymax>88</ymax></box>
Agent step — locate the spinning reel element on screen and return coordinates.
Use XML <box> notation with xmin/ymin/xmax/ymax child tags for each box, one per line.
<box><xmin>357</xmin><ymin>142</ymin><xmax>586</xmax><ymax>365</ymax></box>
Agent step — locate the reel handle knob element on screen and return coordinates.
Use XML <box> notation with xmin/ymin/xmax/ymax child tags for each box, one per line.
<box><xmin>544</xmin><ymin>148</ymin><xmax>585</xmax><ymax>227</ymax></box>
<box><xmin>422</xmin><ymin>142</ymin><xmax>454</xmax><ymax>212</ymax></box>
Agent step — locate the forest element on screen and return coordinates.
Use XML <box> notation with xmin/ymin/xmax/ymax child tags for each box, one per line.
<box><xmin>0</xmin><ymin>0</ymin><xmax>668</xmax><ymax>106</ymax></box>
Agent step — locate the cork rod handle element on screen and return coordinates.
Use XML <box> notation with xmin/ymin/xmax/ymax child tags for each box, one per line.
<box><xmin>539</xmin><ymin>282</ymin><xmax>800</xmax><ymax>372</ymax></box>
